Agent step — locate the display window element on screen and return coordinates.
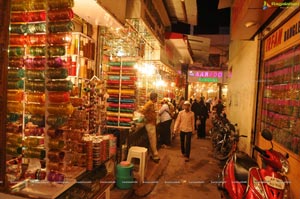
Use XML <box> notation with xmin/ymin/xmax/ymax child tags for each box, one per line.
<box><xmin>261</xmin><ymin>44</ymin><xmax>300</xmax><ymax>154</ymax></box>
<box><xmin>4</xmin><ymin>0</ymin><xmax>116</xmax><ymax>198</ymax></box>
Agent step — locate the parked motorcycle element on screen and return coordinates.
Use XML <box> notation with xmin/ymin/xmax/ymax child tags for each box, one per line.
<box><xmin>218</xmin><ymin>129</ymin><xmax>290</xmax><ymax>199</ymax></box>
<box><xmin>211</xmin><ymin>119</ymin><xmax>239</xmax><ymax>160</ymax></box>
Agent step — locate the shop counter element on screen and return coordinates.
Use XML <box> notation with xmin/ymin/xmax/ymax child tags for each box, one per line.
<box><xmin>19</xmin><ymin>179</ymin><xmax>76</xmax><ymax>199</ymax></box>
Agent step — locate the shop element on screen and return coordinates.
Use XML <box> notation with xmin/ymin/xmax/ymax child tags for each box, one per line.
<box><xmin>0</xmin><ymin>0</ymin><xmax>184</xmax><ymax>198</ymax></box>
<box><xmin>187</xmin><ymin>69</ymin><xmax>228</xmax><ymax>103</ymax></box>
<box><xmin>256</xmin><ymin>9</ymin><xmax>300</xmax><ymax>198</ymax></box>
<box><xmin>3</xmin><ymin>0</ymin><xmax>122</xmax><ymax>198</ymax></box>
<box><xmin>227</xmin><ymin>5</ymin><xmax>300</xmax><ymax>197</ymax></box>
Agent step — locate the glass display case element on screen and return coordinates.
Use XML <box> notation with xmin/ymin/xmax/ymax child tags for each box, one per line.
<box><xmin>261</xmin><ymin>44</ymin><xmax>300</xmax><ymax>154</ymax></box>
<box><xmin>5</xmin><ymin>1</ymin><xmax>112</xmax><ymax>198</ymax></box>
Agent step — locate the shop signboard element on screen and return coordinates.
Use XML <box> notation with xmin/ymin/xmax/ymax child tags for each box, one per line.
<box><xmin>126</xmin><ymin>0</ymin><xmax>170</xmax><ymax>45</ymax></box>
<box><xmin>198</xmin><ymin>77</ymin><xmax>219</xmax><ymax>82</ymax></box>
<box><xmin>264</xmin><ymin>11</ymin><xmax>300</xmax><ymax>59</ymax></box>
<box><xmin>140</xmin><ymin>0</ymin><xmax>165</xmax><ymax>45</ymax></box>
<box><xmin>188</xmin><ymin>70</ymin><xmax>224</xmax><ymax>83</ymax></box>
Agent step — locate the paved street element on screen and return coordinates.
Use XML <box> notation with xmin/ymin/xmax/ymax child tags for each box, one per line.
<box><xmin>133</xmin><ymin>132</ymin><xmax>224</xmax><ymax>199</ymax></box>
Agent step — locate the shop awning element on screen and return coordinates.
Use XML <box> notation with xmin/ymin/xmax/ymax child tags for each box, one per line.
<box><xmin>73</xmin><ymin>0</ymin><xmax>123</xmax><ymax>28</ymax></box>
<box><xmin>165</xmin><ymin>32</ymin><xmax>193</xmax><ymax>65</ymax></box>
<box><xmin>163</xmin><ymin>0</ymin><xmax>198</xmax><ymax>25</ymax></box>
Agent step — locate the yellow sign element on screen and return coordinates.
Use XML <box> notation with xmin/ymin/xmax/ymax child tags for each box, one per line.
<box><xmin>264</xmin><ymin>11</ymin><xmax>300</xmax><ymax>59</ymax></box>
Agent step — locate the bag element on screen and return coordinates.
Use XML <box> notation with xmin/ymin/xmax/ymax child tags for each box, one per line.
<box><xmin>167</xmin><ymin>102</ymin><xmax>176</xmax><ymax>119</ymax></box>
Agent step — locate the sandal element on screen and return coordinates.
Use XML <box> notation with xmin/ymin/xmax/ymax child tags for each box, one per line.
<box><xmin>151</xmin><ymin>156</ymin><xmax>160</xmax><ymax>163</ymax></box>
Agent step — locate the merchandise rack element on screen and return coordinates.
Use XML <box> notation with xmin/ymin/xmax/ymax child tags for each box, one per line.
<box><xmin>106</xmin><ymin>60</ymin><xmax>137</xmax><ymax>128</ymax></box>
<box><xmin>261</xmin><ymin>44</ymin><xmax>300</xmax><ymax>154</ymax></box>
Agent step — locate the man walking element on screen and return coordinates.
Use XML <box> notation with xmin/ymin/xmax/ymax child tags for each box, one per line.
<box><xmin>174</xmin><ymin>101</ymin><xmax>195</xmax><ymax>162</ymax></box>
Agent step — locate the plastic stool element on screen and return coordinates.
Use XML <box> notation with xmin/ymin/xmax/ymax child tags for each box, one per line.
<box><xmin>127</xmin><ymin>146</ymin><xmax>148</xmax><ymax>183</ymax></box>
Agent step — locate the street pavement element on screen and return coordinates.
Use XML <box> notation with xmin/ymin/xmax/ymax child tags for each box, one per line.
<box><xmin>132</xmin><ymin>132</ymin><xmax>225</xmax><ymax>199</ymax></box>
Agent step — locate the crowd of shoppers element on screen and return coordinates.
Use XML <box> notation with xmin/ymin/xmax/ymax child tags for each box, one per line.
<box><xmin>141</xmin><ymin>92</ymin><xmax>226</xmax><ymax>163</ymax></box>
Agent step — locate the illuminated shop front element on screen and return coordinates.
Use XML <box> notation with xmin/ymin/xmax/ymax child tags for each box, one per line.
<box><xmin>187</xmin><ymin>70</ymin><xmax>228</xmax><ymax>101</ymax></box>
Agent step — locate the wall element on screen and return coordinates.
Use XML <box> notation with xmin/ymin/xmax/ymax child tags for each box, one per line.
<box><xmin>227</xmin><ymin>38</ymin><xmax>259</xmax><ymax>154</ymax></box>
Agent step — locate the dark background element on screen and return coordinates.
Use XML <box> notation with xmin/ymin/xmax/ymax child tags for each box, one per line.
<box><xmin>171</xmin><ymin>0</ymin><xmax>230</xmax><ymax>34</ymax></box>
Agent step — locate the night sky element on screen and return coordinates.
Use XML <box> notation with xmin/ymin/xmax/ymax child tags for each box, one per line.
<box><xmin>171</xmin><ymin>0</ymin><xmax>230</xmax><ymax>34</ymax></box>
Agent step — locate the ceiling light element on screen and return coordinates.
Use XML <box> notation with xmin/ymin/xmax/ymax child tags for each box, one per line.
<box><xmin>244</xmin><ymin>21</ymin><xmax>257</xmax><ymax>28</ymax></box>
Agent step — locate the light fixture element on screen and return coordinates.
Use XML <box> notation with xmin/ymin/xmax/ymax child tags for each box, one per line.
<box><xmin>244</xmin><ymin>21</ymin><xmax>257</xmax><ymax>28</ymax></box>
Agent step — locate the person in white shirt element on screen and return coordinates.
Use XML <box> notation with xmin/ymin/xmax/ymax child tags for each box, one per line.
<box><xmin>158</xmin><ymin>98</ymin><xmax>173</xmax><ymax>148</ymax></box>
<box><xmin>174</xmin><ymin>101</ymin><xmax>195</xmax><ymax>162</ymax></box>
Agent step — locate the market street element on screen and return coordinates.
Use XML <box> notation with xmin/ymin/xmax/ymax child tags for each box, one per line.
<box><xmin>132</xmin><ymin>132</ymin><xmax>224</xmax><ymax>199</ymax></box>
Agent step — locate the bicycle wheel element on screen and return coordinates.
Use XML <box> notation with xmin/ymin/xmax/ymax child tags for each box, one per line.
<box><xmin>214</xmin><ymin>139</ymin><xmax>233</xmax><ymax>161</ymax></box>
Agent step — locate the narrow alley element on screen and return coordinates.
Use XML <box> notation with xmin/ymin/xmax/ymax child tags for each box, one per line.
<box><xmin>132</xmin><ymin>133</ymin><xmax>224</xmax><ymax>199</ymax></box>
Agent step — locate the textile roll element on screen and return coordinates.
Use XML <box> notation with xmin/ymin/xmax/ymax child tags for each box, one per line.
<box><xmin>106</xmin><ymin>107</ymin><xmax>119</xmax><ymax>112</ymax></box>
<box><xmin>107</xmin><ymin>98</ymin><xmax>135</xmax><ymax>103</ymax></box>
<box><xmin>107</xmin><ymin>89</ymin><xmax>135</xmax><ymax>95</ymax></box>
<box><xmin>26</xmin><ymin>103</ymin><xmax>45</xmax><ymax>115</ymax></box>
<box><xmin>107</xmin><ymin>121</ymin><xmax>131</xmax><ymax>127</ymax></box>
<box><xmin>108</xmin><ymin>61</ymin><xmax>136</xmax><ymax>66</ymax></box>
<box><xmin>110</xmin><ymin>66</ymin><xmax>135</xmax><ymax>72</ymax></box>
<box><xmin>106</xmin><ymin>107</ymin><xmax>134</xmax><ymax>113</ymax></box>
<box><xmin>107</xmin><ymin>80</ymin><xmax>135</xmax><ymax>85</ymax></box>
<box><xmin>106</xmin><ymin>72</ymin><xmax>136</xmax><ymax>76</ymax></box>
<box><xmin>7</xmin><ymin>90</ymin><xmax>24</xmax><ymax>102</ymax></box>
<box><xmin>26</xmin><ymin>92</ymin><xmax>45</xmax><ymax>103</ymax></box>
<box><xmin>108</xmin><ymin>75</ymin><xmax>131</xmax><ymax>80</ymax></box>
<box><xmin>107</xmin><ymin>112</ymin><xmax>133</xmax><ymax>118</ymax></box>
<box><xmin>47</xmin><ymin>103</ymin><xmax>74</xmax><ymax>115</ymax></box>
<box><xmin>108</xmin><ymin>103</ymin><xmax>135</xmax><ymax>108</ymax></box>
<box><xmin>108</xmin><ymin>94</ymin><xmax>135</xmax><ymax>99</ymax></box>
<box><xmin>48</xmin><ymin>91</ymin><xmax>70</xmax><ymax>103</ymax></box>
<box><xmin>107</xmin><ymin>117</ymin><xmax>132</xmax><ymax>123</ymax></box>
<box><xmin>107</xmin><ymin>85</ymin><xmax>136</xmax><ymax>89</ymax></box>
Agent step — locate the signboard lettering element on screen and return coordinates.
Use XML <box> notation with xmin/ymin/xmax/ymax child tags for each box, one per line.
<box><xmin>189</xmin><ymin>70</ymin><xmax>223</xmax><ymax>78</ymax></box>
<box><xmin>265</xmin><ymin>28</ymin><xmax>283</xmax><ymax>52</ymax></box>
<box><xmin>264</xmin><ymin>12</ymin><xmax>300</xmax><ymax>59</ymax></box>
<box><xmin>284</xmin><ymin>21</ymin><xmax>300</xmax><ymax>42</ymax></box>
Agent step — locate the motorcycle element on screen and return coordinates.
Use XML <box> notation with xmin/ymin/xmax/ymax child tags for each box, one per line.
<box><xmin>218</xmin><ymin>129</ymin><xmax>290</xmax><ymax>199</ymax></box>
<box><xmin>212</xmin><ymin>120</ymin><xmax>239</xmax><ymax>161</ymax></box>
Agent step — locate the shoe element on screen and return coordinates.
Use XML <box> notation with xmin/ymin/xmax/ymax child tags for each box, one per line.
<box><xmin>151</xmin><ymin>156</ymin><xmax>160</xmax><ymax>163</ymax></box>
<box><xmin>185</xmin><ymin>157</ymin><xmax>189</xmax><ymax>162</ymax></box>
